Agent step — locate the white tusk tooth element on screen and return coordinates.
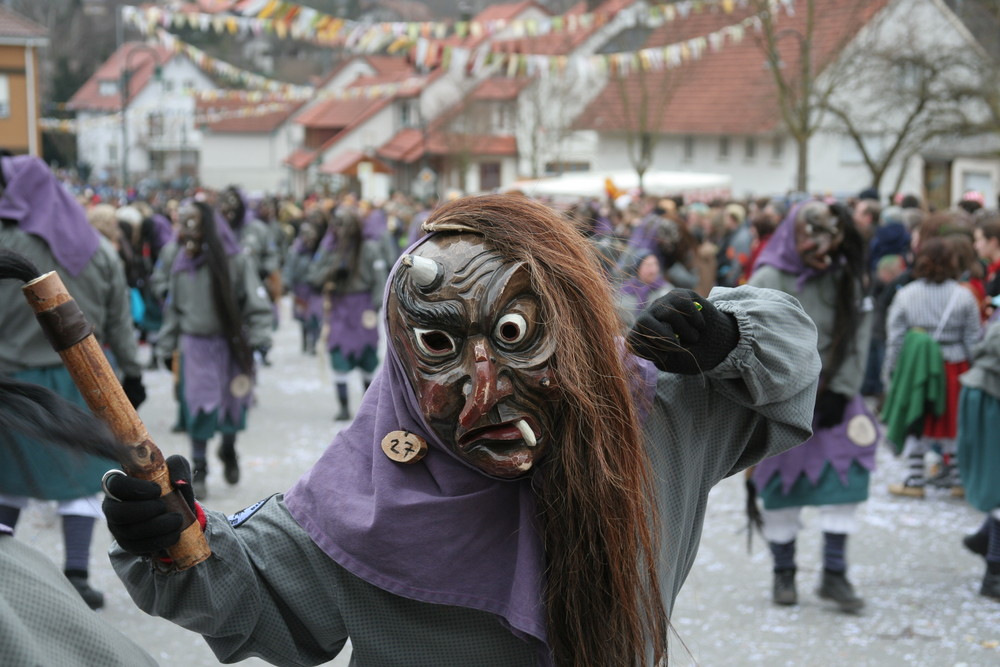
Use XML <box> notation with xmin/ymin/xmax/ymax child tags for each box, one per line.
<box><xmin>515</xmin><ymin>419</ymin><xmax>536</xmax><ymax>448</ymax></box>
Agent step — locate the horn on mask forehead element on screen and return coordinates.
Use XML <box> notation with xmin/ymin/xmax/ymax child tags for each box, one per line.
<box><xmin>401</xmin><ymin>254</ymin><xmax>443</xmax><ymax>291</ymax></box>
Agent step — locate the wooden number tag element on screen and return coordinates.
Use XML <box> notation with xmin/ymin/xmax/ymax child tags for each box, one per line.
<box><xmin>381</xmin><ymin>430</ymin><xmax>428</xmax><ymax>464</ymax></box>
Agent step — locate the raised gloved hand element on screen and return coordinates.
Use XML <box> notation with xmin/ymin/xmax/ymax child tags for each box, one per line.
<box><xmin>814</xmin><ymin>390</ymin><xmax>849</xmax><ymax>429</ymax></box>
<box><xmin>121</xmin><ymin>375</ymin><xmax>146</xmax><ymax>409</ymax></box>
<box><xmin>627</xmin><ymin>289</ymin><xmax>739</xmax><ymax>375</ymax></box>
<box><xmin>103</xmin><ymin>455</ymin><xmax>199</xmax><ymax>556</ymax></box>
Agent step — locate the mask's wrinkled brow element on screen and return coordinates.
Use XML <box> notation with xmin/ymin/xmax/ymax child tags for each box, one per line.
<box><xmin>394</xmin><ymin>246</ymin><xmax>506</xmax><ymax>330</ymax></box>
<box><xmin>394</xmin><ymin>285</ymin><xmax>465</xmax><ymax>329</ymax></box>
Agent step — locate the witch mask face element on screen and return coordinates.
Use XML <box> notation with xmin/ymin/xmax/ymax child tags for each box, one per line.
<box><xmin>177</xmin><ymin>204</ymin><xmax>204</xmax><ymax>258</ymax></box>
<box><xmin>795</xmin><ymin>202</ymin><xmax>844</xmax><ymax>271</ymax></box>
<box><xmin>387</xmin><ymin>234</ymin><xmax>559</xmax><ymax>479</ymax></box>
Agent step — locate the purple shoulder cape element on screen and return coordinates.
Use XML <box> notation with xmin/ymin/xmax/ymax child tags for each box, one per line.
<box><xmin>0</xmin><ymin>155</ymin><xmax>99</xmax><ymax>276</ymax></box>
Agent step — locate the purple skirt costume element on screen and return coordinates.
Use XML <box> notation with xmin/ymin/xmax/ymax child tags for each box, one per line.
<box><xmin>327</xmin><ymin>291</ymin><xmax>379</xmax><ymax>360</ymax></box>
<box><xmin>181</xmin><ymin>333</ymin><xmax>252</xmax><ymax>434</ymax></box>
<box><xmin>753</xmin><ymin>395</ymin><xmax>879</xmax><ymax>508</ymax></box>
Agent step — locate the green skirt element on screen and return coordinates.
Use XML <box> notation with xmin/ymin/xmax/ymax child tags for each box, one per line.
<box><xmin>957</xmin><ymin>387</ymin><xmax>1000</xmax><ymax>513</ymax></box>
<box><xmin>0</xmin><ymin>367</ymin><xmax>115</xmax><ymax>499</ymax></box>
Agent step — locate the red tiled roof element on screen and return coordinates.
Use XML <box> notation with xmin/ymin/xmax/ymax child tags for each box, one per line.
<box><xmin>476</xmin><ymin>1</ymin><xmax>549</xmax><ymax>23</ymax></box>
<box><xmin>284</xmin><ymin>147</ymin><xmax>319</xmax><ymax>170</ymax></box>
<box><xmin>574</xmin><ymin>0</ymin><xmax>890</xmax><ymax>136</ymax></box>
<box><xmin>489</xmin><ymin>0</ymin><xmax>631</xmax><ymax>56</ymax></box>
<box><xmin>364</xmin><ymin>55</ymin><xmax>415</xmax><ymax>76</ymax></box>
<box><xmin>295</xmin><ymin>95</ymin><xmax>392</xmax><ymax>129</ymax></box>
<box><xmin>377</xmin><ymin>127</ymin><xmax>424</xmax><ymax>163</ymax></box>
<box><xmin>319</xmin><ymin>149</ymin><xmax>393</xmax><ymax>175</ymax></box>
<box><xmin>198</xmin><ymin>97</ymin><xmax>305</xmax><ymax>133</ymax></box>
<box><xmin>0</xmin><ymin>5</ymin><xmax>47</xmax><ymax>40</ymax></box>
<box><xmin>195</xmin><ymin>0</ymin><xmax>238</xmax><ymax>13</ymax></box>
<box><xmin>67</xmin><ymin>42</ymin><xmax>174</xmax><ymax>112</ymax></box>
<box><xmin>471</xmin><ymin>77</ymin><xmax>529</xmax><ymax>101</ymax></box>
<box><xmin>378</xmin><ymin>127</ymin><xmax>517</xmax><ymax>164</ymax></box>
<box><xmin>314</xmin><ymin>55</ymin><xmax>413</xmax><ymax>90</ymax></box>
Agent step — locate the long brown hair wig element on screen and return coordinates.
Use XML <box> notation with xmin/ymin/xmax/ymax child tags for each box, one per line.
<box><xmin>424</xmin><ymin>194</ymin><xmax>667</xmax><ymax>666</ymax></box>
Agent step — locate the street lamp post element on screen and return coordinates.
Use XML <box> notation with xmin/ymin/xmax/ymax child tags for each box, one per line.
<box><xmin>119</xmin><ymin>44</ymin><xmax>160</xmax><ymax>194</ymax></box>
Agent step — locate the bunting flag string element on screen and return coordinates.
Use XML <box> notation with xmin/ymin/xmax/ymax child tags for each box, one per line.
<box><xmin>42</xmin><ymin>100</ymin><xmax>299</xmax><ymax>134</ymax></box>
<box><xmin>151</xmin><ymin>6</ymin><xmax>783</xmax><ymax>91</ymax></box>
<box><xmin>122</xmin><ymin>0</ymin><xmax>795</xmax><ymax>53</ymax></box>
<box><xmin>152</xmin><ymin>28</ymin><xmax>315</xmax><ymax>96</ymax></box>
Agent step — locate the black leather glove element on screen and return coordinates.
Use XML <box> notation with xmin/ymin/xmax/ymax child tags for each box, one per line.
<box><xmin>628</xmin><ymin>289</ymin><xmax>740</xmax><ymax>374</ymax></box>
<box><xmin>121</xmin><ymin>375</ymin><xmax>146</xmax><ymax>409</ymax></box>
<box><xmin>103</xmin><ymin>455</ymin><xmax>196</xmax><ymax>556</ymax></box>
<box><xmin>814</xmin><ymin>390</ymin><xmax>849</xmax><ymax>429</ymax></box>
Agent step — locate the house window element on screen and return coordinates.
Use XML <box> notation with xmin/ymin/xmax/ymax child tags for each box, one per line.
<box><xmin>148</xmin><ymin>112</ymin><xmax>164</xmax><ymax>139</ymax></box>
<box><xmin>399</xmin><ymin>101</ymin><xmax>411</xmax><ymax>128</ymax></box>
<box><xmin>479</xmin><ymin>161</ymin><xmax>501</xmax><ymax>191</ymax></box>
<box><xmin>150</xmin><ymin>150</ymin><xmax>166</xmax><ymax>172</ymax></box>
<box><xmin>496</xmin><ymin>103</ymin><xmax>516</xmax><ymax>133</ymax></box>
<box><xmin>162</xmin><ymin>79</ymin><xmax>174</xmax><ymax>92</ymax></box>
<box><xmin>772</xmin><ymin>137</ymin><xmax>784</xmax><ymax>160</ymax></box>
<box><xmin>0</xmin><ymin>75</ymin><xmax>10</xmax><ymax>119</ymax></box>
<box><xmin>719</xmin><ymin>136</ymin><xmax>730</xmax><ymax>159</ymax></box>
<box><xmin>98</xmin><ymin>79</ymin><xmax>117</xmax><ymax>96</ymax></box>
<box><xmin>683</xmin><ymin>135</ymin><xmax>694</xmax><ymax>160</ymax></box>
<box><xmin>745</xmin><ymin>138</ymin><xmax>756</xmax><ymax>160</ymax></box>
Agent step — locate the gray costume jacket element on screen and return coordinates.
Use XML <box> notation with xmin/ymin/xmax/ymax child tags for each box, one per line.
<box><xmin>112</xmin><ymin>285</ymin><xmax>819</xmax><ymax>666</ymax></box>
<box><xmin>1</xmin><ymin>533</ymin><xmax>156</xmax><ymax>666</ymax></box>
<box><xmin>156</xmin><ymin>251</ymin><xmax>274</xmax><ymax>358</ymax></box>
<box><xmin>0</xmin><ymin>227</ymin><xmax>141</xmax><ymax>377</ymax></box>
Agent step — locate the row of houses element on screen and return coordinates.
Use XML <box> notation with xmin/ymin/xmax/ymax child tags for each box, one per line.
<box><xmin>61</xmin><ymin>0</ymin><xmax>1000</xmax><ymax>208</ymax></box>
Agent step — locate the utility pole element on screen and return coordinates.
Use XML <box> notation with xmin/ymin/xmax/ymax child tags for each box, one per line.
<box><xmin>119</xmin><ymin>43</ymin><xmax>160</xmax><ymax>194</ymax></box>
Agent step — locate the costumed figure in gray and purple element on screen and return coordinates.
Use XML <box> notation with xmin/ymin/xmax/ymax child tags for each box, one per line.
<box><xmin>156</xmin><ymin>200</ymin><xmax>273</xmax><ymax>499</ymax></box>
<box><xmin>282</xmin><ymin>219</ymin><xmax>325</xmax><ymax>355</ymax></box>
<box><xmin>219</xmin><ymin>185</ymin><xmax>279</xmax><ymax>365</ymax></box>
<box><xmin>749</xmin><ymin>200</ymin><xmax>878</xmax><ymax>612</ymax></box>
<box><xmin>102</xmin><ymin>194</ymin><xmax>821</xmax><ymax>666</ymax></box>
<box><xmin>308</xmin><ymin>206</ymin><xmax>387</xmax><ymax>421</ymax></box>
<box><xmin>0</xmin><ymin>154</ymin><xmax>147</xmax><ymax>610</ymax></box>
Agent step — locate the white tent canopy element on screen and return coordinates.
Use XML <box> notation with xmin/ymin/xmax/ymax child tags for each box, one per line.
<box><xmin>502</xmin><ymin>169</ymin><xmax>732</xmax><ymax>203</ymax></box>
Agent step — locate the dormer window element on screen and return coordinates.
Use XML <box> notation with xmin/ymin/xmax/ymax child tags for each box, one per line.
<box><xmin>98</xmin><ymin>79</ymin><xmax>118</xmax><ymax>96</ymax></box>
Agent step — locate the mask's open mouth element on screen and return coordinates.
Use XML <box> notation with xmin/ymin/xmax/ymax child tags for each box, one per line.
<box><xmin>458</xmin><ymin>418</ymin><xmax>538</xmax><ymax>453</ymax></box>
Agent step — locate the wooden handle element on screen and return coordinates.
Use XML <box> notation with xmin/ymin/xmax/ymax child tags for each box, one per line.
<box><xmin>21</xmin><ymin>271</ymin><xmax>211</xmax><ymax>569</ymax></box>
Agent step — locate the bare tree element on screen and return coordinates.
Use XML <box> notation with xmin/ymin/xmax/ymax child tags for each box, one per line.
<box><xmin>823</xmin><ymin>45</ymin><xmax>981</xmax><ymax>193</ymax></box>
<box><xmin>750</xmin><ymin>0</ymin><xmax>871</xmax><ymax>192</ymax></box>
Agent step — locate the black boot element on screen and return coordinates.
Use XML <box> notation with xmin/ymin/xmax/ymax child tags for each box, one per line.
<box><xmin>218</xmin><ymin>435</ymin><xmax>240</xmax><ymax>485</ymax></box>
<box><xmin>965</xmin><ymin>532</ymin><xmax>989</xmax><ymax>558</ymax></box>
<box><xmin>772</xmin><ymin>569</ymin><xmax>797</xmax><ymax>606</ymax></box>
<box><xmin>817</xmin><ymin>569</ymin><xmax>864</xmax><ymax>612</ymax></box>
<box><xmin>334</xmin><ymin>382</ymin><xmax>351</xmax><ymax>421</ymax></box>
<box><xmin>981</xmin><ymin>569</ymin><xmax>1000</xmax><ymax>600</ymax></box>
<box><xmin>192</xmin><ymin>458</ymin><xmax>208</xmax><ymax>500</ymax></box>
<box><xmin>65</xmin><ymin>570</ymin><xmax>104</xmax><ymax>610</ymax></box>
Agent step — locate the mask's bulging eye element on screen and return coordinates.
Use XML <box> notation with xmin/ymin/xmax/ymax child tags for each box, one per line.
<box><xmin>414</xmin><ymin>328</ymin><xmax>456</xmax><ymax>357</ymax></box>
<box><xmin>495</xmin><ymin>313</ymin><xmax>528</xmax><ymax>345</ymax></box>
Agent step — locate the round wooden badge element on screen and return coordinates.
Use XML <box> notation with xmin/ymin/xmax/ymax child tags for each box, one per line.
<box><xmin>846</xmin><ymin>415</ymin><xmax>877</xmax><ymax>447</ymax></box>
<box><xmin>380</xmin><ymin>430</ymin><xmax>428</xmax><ymax>464</ymax></box>
<box><xmin>229</xmin><ymin>373</ymin><xmax>253</xmax><ymax>398</ymax></box>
